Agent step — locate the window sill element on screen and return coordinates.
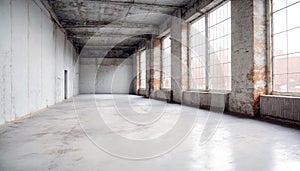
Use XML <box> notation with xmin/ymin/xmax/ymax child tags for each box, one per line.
<box><xmin>182</xmin><ymin>91</ymin><xmax>230</xmax><ymax>110</ymax></box>
<box><xmin>160</xmin><ymin>88</ymin><xmax>171</xmax><ymax>91</ymax></box>
<box><xmin>151</xmin><ymin>89</ymin><xmax>172</xmax><ymax>102</ymax></box>
<box><xmin>138</xmin><ymin>88</ymin><xmax>147</xmax><ymax>96</ymax></box>
<box><xmin>271</xmin><ymin>92</ymin><xmax>300</xmax><ymax>97</ymax></box>
<box><xmin>187</xmin><ymin>90</ymin><xmax>231</xmax><ymax>94</ymax></box>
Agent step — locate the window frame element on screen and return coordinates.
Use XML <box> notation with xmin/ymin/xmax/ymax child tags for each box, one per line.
<box><xmin>187</xmin><ymin>0</ymin><xmax>232</xmax><ymax>92</ymax></box>
<box><xmin>188</xmin><ymin>15</ymin><xmax>208</xmax><ymax>91</ymax></box>
<box><xmin>269</xmin><ymin>0</ymin><xmax>300</xmax><ymax>96</ymax></box>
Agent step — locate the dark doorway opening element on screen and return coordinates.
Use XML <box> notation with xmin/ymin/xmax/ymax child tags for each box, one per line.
<box><xmin>64</xmin><ymin>70</ymin><xmax>68</xmax><ymax>99</ymax></box>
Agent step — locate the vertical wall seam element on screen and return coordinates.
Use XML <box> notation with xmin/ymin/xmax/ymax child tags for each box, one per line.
<box><xmin>54</xmin><ymin>25</ymin><xmax>57</xmax><ymax>103</ymax></box>
<box><xmin>27</xmin><ymin>0</ymin><xmax>30</xmax><ymax>115</ymax></box>
<box><xmin>10</xmin><ymin>0</ymin><xmax>14</xmax><ymax>121</ymax></box>
<box><xmin>40</xmin><ymin>8</ymin><xmax>43</xmax><ymax>108</ymax></box>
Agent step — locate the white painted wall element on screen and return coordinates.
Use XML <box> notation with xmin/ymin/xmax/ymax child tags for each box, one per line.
<box><xmin>79</xmin><ymin>58</ymin><xmax>133</xmax><ymax>94</ymax></box>
<box><xmin>0</xmin><ymin>0</ymin><xmax>79</xmax><ymax>124</ymax></box>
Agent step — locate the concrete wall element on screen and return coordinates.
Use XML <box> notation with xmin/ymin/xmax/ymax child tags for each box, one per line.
<box><xmin>79</xmin><ymin>58</ymin><xmax>133</xmax><ymax>94</ymax></box>
<box><xmin>0</xmin><ymin>0</ymin><xmax>79</xmax><ymax>124</ymax></box>
<box><xmin>182</xmin><ymin>91</ymin><xmax>229</xmax><ymax>111</ymax></box>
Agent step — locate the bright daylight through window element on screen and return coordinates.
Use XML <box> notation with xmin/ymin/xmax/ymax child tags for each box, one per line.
<box><xmin>272</xmin><ymin>0</ymin><xmax>300</xmax><ymax>93</ymax></box>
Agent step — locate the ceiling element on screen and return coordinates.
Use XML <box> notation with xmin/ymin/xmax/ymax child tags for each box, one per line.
<box><xmin>46</xmin><ymin>0</ymin><xmax>191</xmax><ymax>58</ymax></box>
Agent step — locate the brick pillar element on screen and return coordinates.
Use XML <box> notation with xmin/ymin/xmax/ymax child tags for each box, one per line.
<box><xmin>182</xmin><ymin>23</ymin><xmax>189</xmax><ymax>92</ymax></box>
<box><xmin>149</xmin><ymin>38</ymin><xmax>162</xmax><ymax>98</ymax></box>
<box><xmin>229</xmin><ymin>0</ymin><xmax>267</xmax><ymax>116</ymax></box>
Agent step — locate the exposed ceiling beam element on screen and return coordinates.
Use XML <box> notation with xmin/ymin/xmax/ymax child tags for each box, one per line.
<box><xmin>79</xmin><ymin>48</ymin><xmax>136</xmax><ymax>58</ymax></box>
<box><xmin>73</xmin><ymin>41</ymin><xmax>141</xmax><ymax>47</ymax></box>
<box><xmin>72</xmin><ymin>36</ymin><xmax>145</xmax><ymax>42</ymax></box>
<box><xmin>61</xmin><ymin>20</ymin><xmax>159</xmax><ymax>29</ymax></box>
<box><xmin>70</xmin><ymin>0</ymin><xmax>182</xmax><ymax>9</ymax></box>
<box><xmin>82</xmin><ymin>45</ymin><xmax>138</xmax><ymax>50</ymax></box>
<box><xmin>67</xmin><ymin>31</ymin><xmax>153</xmax><ymax>37</ymax></box>
<box><xmin>67</xmin><ymin>34</ymin><xmax>151</xmax><ymax>39</ymax></box>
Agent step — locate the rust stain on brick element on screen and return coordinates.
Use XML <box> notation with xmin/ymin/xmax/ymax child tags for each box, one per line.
<box><xmin>153</xmin><ymin>38</ymin><xmax>161</xmax><ymax>47</ymax></box>
<box><xmin>247</xmin><ymin>71</ymin><xmax>254</xmax><ymax>80</ymax></box>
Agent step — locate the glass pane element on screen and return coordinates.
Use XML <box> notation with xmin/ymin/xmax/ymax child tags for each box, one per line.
<box><xmin>189</xmin><ymin>17</ymin><xmax>206</xmax><ymax>90</ymax></box>
<box><xmin>288</xmin><ymin>73</ymin><xmax>300</xmax><ymax>92</ymax></box>
<box><xmin>209</xmin><ymin>78</ymin><xmax>215</xmax><ymax>89</ymax></box>
<box><xmin>209</xmin><ymin>26</ymin><xmax>214</xmax><ymax>40</ymax></box>
<box><xmin>190</xmin><ymin>26</ymin><xmax>196</xmax><ymax>36</ymax></box>
<box><xmin>273</xmin><ymin>56</ymin><xmax>287</xmax><ymax>74</ymax></box>
<box><xmin>190</xmin><ymin>35</ymin><xmax>196</xmax><ymax>47</ymax></box>
<box><xmin>288</xmin><ymin>28</ymin><xmax>300</xmax><ymax>53</ymax></box>
<box><xmin>273</xmin><ymin>9</ymin><xmax>287</xmax><ymax>34</ymax></box>
<box><xmin>273</xmin><ymin>0</ymin><xmax>287</xmax><ymax>12</ymax></box>
<box><xmin>287</xmin><ymin>2</ymin><xmax>300</xmax><ymax>29</ymax></box>
<box><xmin>273</xmin><ymin>32</ymin><xmax>288</xmax><ymax>56</ymax></box>
<box><xmin>288</xmin><ymin>53</ymin><xmax>300</xmax><ymax>73</ymax></box>
<box><xmin>227</xmin><ymin>77</ymin><xmax>231</xmax><ymax>90</ymax></box>
<box><xmin>200</xmin><ymin>79</ymin><xmax>206</xmax><ymax>89</ymax></box>
<box><xmin>190</xmin><ymin>68</ymin><xmax>196</xmax><ymax>79</ymax></box>
<box><xmin>273</xmin><ymin>74</ymin><xmax>288</xmax><ymax>92</ymax></box>
<box><xmin>225</xmin><ymin>63</ymin><xmax>230</xmax><ymax>77</ymax></box>
<box><xmin>287</xmin><ymin>0</ymin><xmax>300</xmax><ymax>5</ymax></box>
<box><xmin>200</xmin><ymin>34</ymin><xmax>206</xmax><ymax>45</ymax></box>
<box><xmin>207</xmin><ymin>1</ymin><xmax>231</xmax><ymax>90</ymax></box>
<box><xmin>227</xmin><ymin>49</ymin><xmax>231</xmax><ymax>62</ymax></box>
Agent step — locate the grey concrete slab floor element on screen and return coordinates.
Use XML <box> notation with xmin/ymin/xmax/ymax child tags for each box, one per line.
<box><xmin>0</xmin><ymin>94</ymin><xmax>300</xmax><ymax>171</ymax></box>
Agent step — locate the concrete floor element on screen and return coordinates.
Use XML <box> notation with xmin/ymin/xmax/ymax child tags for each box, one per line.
<box><xmin>0</xmin><ymin>95</ymin><xmax>300</xmax><ymax>171</ymax></box>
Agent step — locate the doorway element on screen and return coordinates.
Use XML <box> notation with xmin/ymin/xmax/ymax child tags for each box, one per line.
<box><xmin>64</xmin><ymin>70</ymin><xmax>68</xmax><ymax>99</ymax></box>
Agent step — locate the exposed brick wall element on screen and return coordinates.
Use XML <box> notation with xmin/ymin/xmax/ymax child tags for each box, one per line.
<box><xmin>150</xmin><ymin>38</ymin><xmax>162</xmax><ymax>97</ymax></box>
<box><xmin>181</xmin><ymin>23</ymin><xmax>189</xmax><ymax>92</ymax></box>
<box><xmin>229</xmin><ymin>0</ymin><xmax>267</xmax><ymax>116</ymax></box>
<box><xmin>253</xmin><ymin>0</ymin><xmax>267</xmax><ymax>114</ymax></box>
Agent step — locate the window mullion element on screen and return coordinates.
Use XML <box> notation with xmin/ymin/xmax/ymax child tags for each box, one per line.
<box><xmin>205</xmin><ymin>13</ymin><xmax>209</xmax><ymax>90</ymax></box>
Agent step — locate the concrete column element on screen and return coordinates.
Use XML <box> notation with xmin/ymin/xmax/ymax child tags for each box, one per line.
<box><xmin>131</xmin><ymin>53</ymin><xmax>138</xmax><ymax>94</ymax></box>
<box><xmin>229</xmin><ymin>0</ymin><xmax>267</xmax><ymax>116</ymax></box>
<box><xmin>171</xmin><ymin>10</ymin><xmax>183</xmax><ymax>103</ymax></box>
<box><xmin>149</xmin><ymin>38</ymin><xmax>162</xmax><ymax>98</ymax></box>
<box><xmin>145</xmin><ymin>40</ymin><xmax>152</xmax><ymax>97</ymax></box>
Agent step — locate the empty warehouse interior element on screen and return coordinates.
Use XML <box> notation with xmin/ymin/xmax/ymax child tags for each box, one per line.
<box><xmin>1</xmin><ymin>0</ymin><xmax>300</xmax><ymax>170</ymax></box>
